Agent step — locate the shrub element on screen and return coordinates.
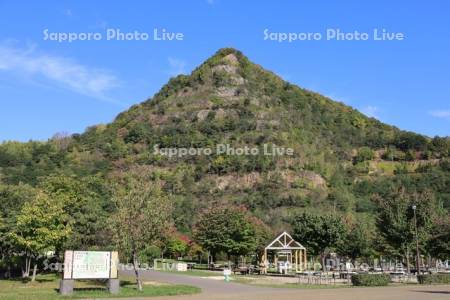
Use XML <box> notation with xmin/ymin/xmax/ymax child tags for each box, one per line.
<box><xmin>351</xmin><ymin>274</ymin><xmax>390</xmax><ymax>286</ymax></box>
<box><xmin>417</xmin><ymin>274</ymin><xmax>450</xmax><ymax>284</ymax></box>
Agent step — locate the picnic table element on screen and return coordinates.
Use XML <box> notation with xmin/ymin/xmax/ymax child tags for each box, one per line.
<box><xmin>232</xmin><ymin>265</ymin><xmax>261</xmax><ymax>275</ymax></box>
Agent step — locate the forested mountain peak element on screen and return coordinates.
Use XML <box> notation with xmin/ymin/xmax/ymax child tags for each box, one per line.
<box><xmin>1</xmin><ymin>48</ymin><xmax>449</xmax><ymax>236</ymax></box>
<box><xmin>101</xmin><ymin>47</ymin><xmax>442</xmax><ymax>159</ymax></box>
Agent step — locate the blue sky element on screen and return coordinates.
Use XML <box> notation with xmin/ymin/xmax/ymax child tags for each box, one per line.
<box><xmin>0</xmin><ymin>0</ymin><xmax>449</xmax><ymax>141</ymax></box>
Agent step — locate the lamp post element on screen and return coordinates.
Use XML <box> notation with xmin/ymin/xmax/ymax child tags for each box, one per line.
<box><xmin>412</xmin><ymin>205</ymin><xmax>420</xmax><ymax>275</ymax></box>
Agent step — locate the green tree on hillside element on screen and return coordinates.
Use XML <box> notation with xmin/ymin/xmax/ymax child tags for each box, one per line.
<box><xmin>354</xmin><ymin>146</ymin><xmax>374</xmax><ymax>164</ymax></box>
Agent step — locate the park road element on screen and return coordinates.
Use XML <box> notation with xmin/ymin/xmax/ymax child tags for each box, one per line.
<box><xmin>118</xmin><ymin>269</ymin><xmax>450</xmax><ymax>300</ymax></box>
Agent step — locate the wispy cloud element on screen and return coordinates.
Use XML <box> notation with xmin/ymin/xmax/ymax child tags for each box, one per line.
<box><xmin>206</xmin><ymin>0</ymin><xmax>215</xmax><ymax>5</ymax></box>
<box><xmin>167</xmin><ymin>57</ymin><xmax>187</xmax><ymax>76</ymax></box>
<box><xmin>0</xmin><ymin>42</ymin><xmax>121</xmax><ymax>104</ymax></box>
<box><xmin>361</xmin><ymin>105</ymin><xmax>379</xmax><ymax>118</ymax></box>
<box><xmin>429</xmin><ymin>109</ymin><xmax>450</xmax><ymax>119</ymax></box>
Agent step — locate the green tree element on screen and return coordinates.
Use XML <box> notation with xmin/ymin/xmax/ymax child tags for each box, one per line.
<box><xmin>166</xmin><ymin>235</ymin><xmax>189</xmax><ymax>259</ymax></box>
<box><xmin>291</xmin><ymin>212</ymin><xmax>347</xmax><ymax>270</ymax></box>
<box><xmin>110</xmin><ymin>170</ymin><xmax>172</xmax><ymax>291</ymax></box>
<box><xmin>193</xmin><ymin>206</ymin><xmax>259</xmax><ymax>262</ymax></box>
<box><xmin>373</xmin><ymin>188</ymin><xmax>439</xmax><ymax>272</ymax></box>
<box><xmin>339</xmin><ymin>218</ymin><xmax>375</xmax><ymax>263</ymax></box>
<box><xmin>248</xmin><ymin>215</ymin><xmax>273</xmax><ymax>264</ymax></box>
<box><xmin>9</xmin><ymin>192</ymin><xmax>71</xmax><ymax>281</ymax></box>
<box><xmin>430</xmin><ymin>136</ymin><xmax>450</xmax><ymax>157</ymax></box>
<box><xmin>426</xmin><ymin>216</ymin><xmax>450</xmax><ymax>259</ymax></box>
<box><xmin>0</xmin><ymin>183</ymin><xmax>36</xmax><ymax>267</ymax></box>
<box><xmin>39</xmin><ymin>175</ymin><xmax>112</xmax><ymax>250</ymax></box>
<box><xmin>354</xmin><ymin>146</ymin><xmax>374</xmax><ymax>164</ymax></box>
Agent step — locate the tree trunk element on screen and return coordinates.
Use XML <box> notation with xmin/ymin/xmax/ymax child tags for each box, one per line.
<box><xmin>31</xmin><ymin>263</ymin><xmax>38</xmax><ymax>282</ymax></box>
<box><xmin>22</xmin><ymin>255</ymin><xmax>31</xmax><ymax>278</ymax></box>
<box><xmin>321</xmin><ymin>254</ymin><xmax>326</xmax><ymax>272</ymax></box>
<box><xmin>380</xmin><ymin>255</ymin><xmax>384</xmax><ymax>272</ymax></box>
<box><xmin>133</xmin><ymin>251</ymin><xmax>143</xmax><ymax>291</ymax></box>
<box><xmin>405</xmin><ymin>248</ymin><xmax>410</xmax><ymax>274</ymax></box>
<box><xmin>211</xmin><ymin>252</ymin><xmax>216</xmax><ymax>267</ymax></box>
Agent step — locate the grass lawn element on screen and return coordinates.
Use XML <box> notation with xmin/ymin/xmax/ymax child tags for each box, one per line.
<box><xmin>0</xmin><ymin>274</ymin><xmax>201</xmax><ymax>300</ymax></box>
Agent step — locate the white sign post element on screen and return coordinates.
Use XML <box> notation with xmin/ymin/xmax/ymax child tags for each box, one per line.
<box><xmin>60</xmin><ymin>250</ymin><xmax>119</xmax><ymax>295</ymax></box>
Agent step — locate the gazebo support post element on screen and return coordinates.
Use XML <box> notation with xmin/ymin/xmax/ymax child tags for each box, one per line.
<box><xmin>298</xmin><ymin>250</ymin><xmax>301</xmax><ymax>271</ymax></box>
<box><xmin>300</xmin><ymin>249</ymin><xmax>303</xmax><ymax>271</ymax></box>
<box><xmin>303</xmin><ymin>250</ymin><xmax>307</xmax><ymax>271</ymax></box>
<box><xmin>263</xmin><ymin>249</ymin><xmax>267</xmax><ymax>274</ymax></box>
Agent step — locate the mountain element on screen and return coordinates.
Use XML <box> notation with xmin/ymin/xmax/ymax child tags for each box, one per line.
<box><xmin>1</xmin><ymin>48</ymin><xmax>449</xmax><ymax>233</ymax></box>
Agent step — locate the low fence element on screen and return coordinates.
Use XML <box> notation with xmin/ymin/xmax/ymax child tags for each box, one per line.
<box><xmin>295</xmin><ymin>272</ymin><xmax>418</xmax><ymax>285</ymax></box>
<box><xmin>296</xmin><ymin>273</ymin><xmax>352</xmax><ymax>285</ymax></box>
<box><xmin>390</xmin><ymin>274</ymin><xmax>418</xmax><ymax>283</ymax></box>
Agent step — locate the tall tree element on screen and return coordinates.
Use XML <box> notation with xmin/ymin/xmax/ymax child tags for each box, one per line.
<box><xmin>373</xmin><ymin>187</ymin><xmax>439</xmax><ymax>272</ymax></box>
<box><xmin>110</xmin><ymin>170</ymin><xmax>172</xmax><ymax>291</ymax></box>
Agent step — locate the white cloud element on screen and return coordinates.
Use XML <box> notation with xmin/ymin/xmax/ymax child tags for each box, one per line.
<box><xmin>429</xmin><ymin>110</ymin><xmax>450</xmax><ymax>119</ymax></box>
<box><xmin>167</xmin><ymin>57</ymin><xmax>187</xmax><ymax>76</ymax></box>
<box><xmin>206</xmin><ymin>0</ymin><xmax>215</xmax><ymax>4</ymax></box>
<box><xmin>361</xmin><ymin>105</ymin><xmax>379</xmax><ymax>118</ymax></box>
<box><xmin>0</xmin><ymin>43</ymin><xmax>121</xmax><ymax>103</ymax></box>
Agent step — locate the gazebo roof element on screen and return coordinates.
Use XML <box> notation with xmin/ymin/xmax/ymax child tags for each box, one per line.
<box><xmin>265</xmin><ymin>231</ymin><xmax>305</xmax><ymax>250</ymax></box>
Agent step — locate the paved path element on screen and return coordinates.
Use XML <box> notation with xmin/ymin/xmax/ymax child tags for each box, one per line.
<box><xmin>119</xmin><ymin>270</ymin><xmax>450</xmax><ymax>300</ymax></box>
<box><xmin>120</xmin><ymin>269</ymin><xmax>278</xmax><ymax>294</ymax></box>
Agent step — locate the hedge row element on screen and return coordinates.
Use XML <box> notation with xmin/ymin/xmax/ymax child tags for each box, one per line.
<box><xmin>417</xmin><ymin>274</ymin><xmax>450</xmax><ymax>284</ymax></box>
<box><xmin>351</xmin><ymin>274</ymin><xmax>391</xmax><ymax>286</ymax></box>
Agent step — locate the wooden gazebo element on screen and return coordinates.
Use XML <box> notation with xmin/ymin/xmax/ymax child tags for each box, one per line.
<box><xmin>261</xmin><ymin>231</ymin><xmax>307</xmax><ymax>274</ymax></box>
